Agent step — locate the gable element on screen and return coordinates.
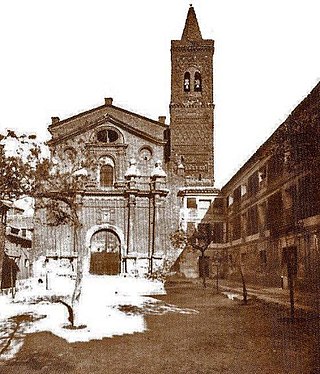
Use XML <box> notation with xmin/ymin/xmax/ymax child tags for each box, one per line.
<box><xmin>48</xmin><ymin>101</ymin><xmax>166</xmax><ymax>146</ymax></box>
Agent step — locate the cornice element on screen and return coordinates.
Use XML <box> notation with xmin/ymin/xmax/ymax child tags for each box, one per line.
<box><xmin>48</xmin><ymin>103</ymin><xmax>167</xmax><ymax>130</ymax></box>
<box><xmin>177</xmin><ymin>187</ymin><xmax>220</xmax><ymax>196</ymax></box>
<box><xmin>170</xmin><ymin>102</ymin><xmax>214</xmax><ymax>109</ymax></box>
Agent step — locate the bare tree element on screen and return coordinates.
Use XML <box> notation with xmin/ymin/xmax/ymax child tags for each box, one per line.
<box><xmin>0</xmin><ymin>131</ymin><xmax>92</xmax><ymax>324</ymax></box>
<box><xmin>189</xmin><ymin>223</ymin><xmax>213</xmax><ymax>288</ymax></box>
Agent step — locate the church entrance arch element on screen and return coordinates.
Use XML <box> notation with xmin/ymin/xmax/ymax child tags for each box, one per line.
<box><xmin>85</xmin><ymin>224</ymin><xmax>125</xmax><ymax>275</ymax></box>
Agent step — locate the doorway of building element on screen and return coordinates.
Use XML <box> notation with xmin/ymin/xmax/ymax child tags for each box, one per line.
<box><xmin>89</xmin><ymin>229</ymin><xmax>121</xmax><ymax>275</ymax></box>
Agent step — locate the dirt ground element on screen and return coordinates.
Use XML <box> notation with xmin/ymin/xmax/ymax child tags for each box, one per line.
<box><xmin>1</xmin><ymin>281</ymin><xmax>319</xmax><ymax>374</ymax></box>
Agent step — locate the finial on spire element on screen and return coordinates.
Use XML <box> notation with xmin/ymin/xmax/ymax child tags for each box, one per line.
<box><xmin>125</xmin><ymin>158</ymin><xmax>140</xmax><ymax>178</ymax></box>
<box><xmin>151</xmin><ymin>160</ymin><xmax>167</xmax><ymax>178</ymax></box>
<box><xmin>181</xmin><ymin>5</ymin><xmax>202</xmax><ymax>41</ymax></box>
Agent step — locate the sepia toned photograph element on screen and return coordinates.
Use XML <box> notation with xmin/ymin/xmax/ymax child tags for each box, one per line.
<box><xmin>0</xmin><ymin>1</ymin><xmax>319</xmax><ymax>373</ymax></box>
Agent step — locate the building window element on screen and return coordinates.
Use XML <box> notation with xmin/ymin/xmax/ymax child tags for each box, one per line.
<box><xmin>233</xmin><ymin>186</ymin><xmax>241</xmax><ymax>204</ymax></box>
<box><xmin>11</xmin><ymin>227</ymin><xmax>19</xmax><ymax>235</ymax></box>
<box><xmin>100</xmin><ymin>164</ymin><xmax>114</xmax><ymax>187</ymax></box>
<box><xmin>212</xmin><ymin>222</ymin><xmax>224</xmax><ymax>243</ymax></box>
<box><xmin>258</xmin><ymin>165</ymin><xmax>266</xmax><ymax>184</ymax></box>
<box><xmin>259</xmin><ymin>250</ymin><xmax>267</xmax><ymax>265</ymax></box>
<box><xmin>99</xmin><ymin>156</ymin><xmax>115</xmax><ymax>188</ymax></box>
<box><xmin>258</xmin><ymin>202</ymin><xmax>267</xmax><ymax>233</ymax></box>
<box><xmin>248</xmin><ymin>171</ymin><xmax>259</xmax><ymax>197</ymax></box>
<box><xmin>187</xmin><ymin>198</ymin><xmax>197</xmax><ymax>209</ymax></box>
<box><xmin>241</xmin><ymin>184</ymin><xmax>247</xmax><ymax>196</ymax></box>
<box><xmin>97</xmin><ymin>129</ymin><xmax>119</xmax><ymax>143</ymax></box>
<box><xmin>247</xmin><ymin>205</ymin><xmax>258</xmax><ymax>235</ymax></box>
<box><xmin>267</xmin><ymin>154</ymin><xmax>283</xmax><ymax>182</ymax></box>
<box><xmin>266</xmin><ymin>192</ymin><xmax>283</xmax><ymax>236</ymax></box>
<box><xmin>232</xmin><ymin>216</ymin><xmax>241</xmax><ymax>240</ymax></box>
<box><xmin>184</xmin><ymin>72</ymin><xmax>190</xmax><ymax>92</ymax></box>
<box><xmin>297</xmin><ymin>174</ymin><xmax>320</xmax><ymax>219</ymax></box>
<box><xmin>139</xmin><ymin>147</ymin><xmax>153</xmax><ymax>161</ymax></box>
<box><xmin>194</xmin><ymin>72</ymin><xmax>202</xmax><ymax>92</ymax></box>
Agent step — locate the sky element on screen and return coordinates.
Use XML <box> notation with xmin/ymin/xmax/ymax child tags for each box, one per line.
<box><xmin>0</xmin><ymin>0</ymin><xmax>319</xmax><ymax>187</ymax></box>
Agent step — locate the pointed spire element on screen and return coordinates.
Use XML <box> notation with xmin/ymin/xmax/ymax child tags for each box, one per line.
<box><xmin>181</xmin><ymin>5</ymin><xmax>202</xmax><ymax>41</ymax></box>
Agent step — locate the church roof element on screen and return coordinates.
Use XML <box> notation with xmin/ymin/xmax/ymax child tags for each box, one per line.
<box><xmin>48</xmin><ymin>100</ymin><xmax>167</xmax><ymax>131</ymax></box>
<box><xmin>47</xmin><ymin>100</ymin><xmax>167</xmax><ymax>146</ymax></box>
<box><xmin>181</xmin><ymin>5</ymin><xmax>202</xmax><ymax>41</ymax></box>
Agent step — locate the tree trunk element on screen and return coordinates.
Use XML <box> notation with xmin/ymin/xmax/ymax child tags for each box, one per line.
<box><xmin>202</xmin><ymin>272</ymin><xmax>207</xmax><ymax>288</ymax></box>
<box><xmin>287</xmin><ymin>260</ymin><xmax>295</xmax><ymax>321</ymax></box>
<box><xmin>239</xmin><ymin>263</ymin><xmax>248</xmax><ymax>305</ymax></box>
<box><xmin>199</xmin><ymin>254</ymin><xmax>207</xmax><ymax>288</ymax></box>
<box><xmin>71</xmin><ymin>220</ymin><xmax>85</xmax><ymax>328</ymax></box>
<box><xmin>10</xmin><ymin>260</ymin><xmax>14</xmax><ymax>299</ymax></box>
<box><xmin>216</xmin><ymin>264</ymin><xmax>219</xmax><ymax>293</ymax></box>
<box><xmin>57</xmin><ymin>300</ymin><xmax>74</xmax><ymax>327</ymax></box>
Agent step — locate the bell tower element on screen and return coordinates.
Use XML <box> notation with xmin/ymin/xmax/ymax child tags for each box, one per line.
<box><xmin>170</xmin><ymin>5</ymin><xmax>215</xmax><ymax>186</ymax></box>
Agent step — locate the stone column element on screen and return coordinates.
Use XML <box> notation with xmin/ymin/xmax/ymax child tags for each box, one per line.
<box><xmin>117</xmin><ymin>147</ymin><xmax>126</xmax><ymax>183</ymax></box>
<box><xmin>127</xmin><ymin>194</ymin><xmax>137</xmax><ymax>255</ymax></box>
<box><xmin>150</xmin><ymin>161</ymin><xmax>167</xmax><ymax>273</ymax></box>
<box><xmin>125</xmin><ymin>159</ymin><xmax>139</xmax><ymax>273</ymax></box>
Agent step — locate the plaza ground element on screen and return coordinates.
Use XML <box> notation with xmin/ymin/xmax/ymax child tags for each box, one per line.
<box><xmin>1</xmin><ymin>280</ymin><xmax>319</xmax><ymax>374</ymax></box>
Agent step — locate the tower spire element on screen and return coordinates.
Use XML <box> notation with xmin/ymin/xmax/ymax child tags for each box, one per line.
<box><xmin>181</xmin><ymin>5</ymin><xmax>202</xmax><ymax>41</ymax></box>
<box><xmin>170</xmin><ymin>5</ymin><xmax>214</xmax><ymax>185</ymax></box>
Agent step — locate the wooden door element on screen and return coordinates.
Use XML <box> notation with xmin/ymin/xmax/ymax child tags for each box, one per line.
<box><xmin>89</xmin><ymin>229</ymin><xmax>121</xmax><ymax>275</ymax></box>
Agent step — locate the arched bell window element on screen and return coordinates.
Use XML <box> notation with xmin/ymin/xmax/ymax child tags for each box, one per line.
<box><xmin>100</xmin><ymin>164</ymin><xmax>114</xmax><ymax>187</ymax></box>
<box><xmin>184</xmin><ymin>72</ymin><xmax>191</xmax><ymax>92</ymax></box>
<box><xmin>194</xmin><ymin>72</ymin><xmax>202</xmax><ymax>92</ymax></box>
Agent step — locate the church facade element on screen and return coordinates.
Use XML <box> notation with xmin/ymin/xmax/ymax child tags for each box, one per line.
<box><xmin>31</xmin><ymin>6</ymin><xmax>320</xmax><ymax>291</ymax></box>
<box><xmin>32</xmin><ymin>6</ymin><xmax>222</xmax><ymax>279</ymax></box>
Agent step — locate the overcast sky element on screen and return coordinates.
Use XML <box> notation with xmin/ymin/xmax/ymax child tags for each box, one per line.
<box><xmin>0</xmin><ymin>0</ymin><xmax>319</xmax><ymax>187</ymax></box>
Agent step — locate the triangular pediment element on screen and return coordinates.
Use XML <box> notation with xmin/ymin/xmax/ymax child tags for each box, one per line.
<box><xmin>48</xmin><ymin>103</ymin><xmax>167</xmax><ymax>146</ymax></box>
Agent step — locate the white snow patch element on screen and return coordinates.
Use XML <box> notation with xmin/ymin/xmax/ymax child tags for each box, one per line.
<box><xmin>0</xmin><ymin>274</ymin><xmax>196</xmax><ymax>361</ymax></box>
<box><xmin>222</xmin><ymin>292</ymin><xmax>241</xmax><ymax>301</ymax></box>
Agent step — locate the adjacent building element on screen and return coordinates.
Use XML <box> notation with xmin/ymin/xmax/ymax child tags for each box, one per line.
<box><xmin>1</xmin><ymin>202</ymin><xmax>33</xmax><ymax>290</ymax></box>
<box><xmin>217</xmin><ymin>82</ymin><xmax>320</xmax><ymax>290</ymax></box>
<box><xmin>0</xmin><ymin>200</ymin><xmax>10</xmax><ymax>288</ymax></box>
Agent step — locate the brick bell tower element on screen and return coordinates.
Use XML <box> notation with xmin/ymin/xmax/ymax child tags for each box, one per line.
<box><xmin>170</xmin><ymin>5</ymin><xmax>215</xmax><ymax>186</ymax></box>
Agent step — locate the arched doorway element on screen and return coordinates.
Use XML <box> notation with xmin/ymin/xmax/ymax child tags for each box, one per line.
<box><xmin>89</xmin><ymin>229</ymin><xmax>121</xmax><ymax>275</ymax></box>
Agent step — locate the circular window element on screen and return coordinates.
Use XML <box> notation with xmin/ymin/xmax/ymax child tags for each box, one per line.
<box><xmin>139</xmin><ymin>147</ymin><xmax>152</xmax><ymax>161</ymax></box>
<box><xmin>64</xmin><ymin>147</ymin><xmax>76</xmax><ymax>161</ymax></box>
<box><xmin>97</xmin><ymin>129</ymin><xmax>119</xmax><ymax>143</ymax></box>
